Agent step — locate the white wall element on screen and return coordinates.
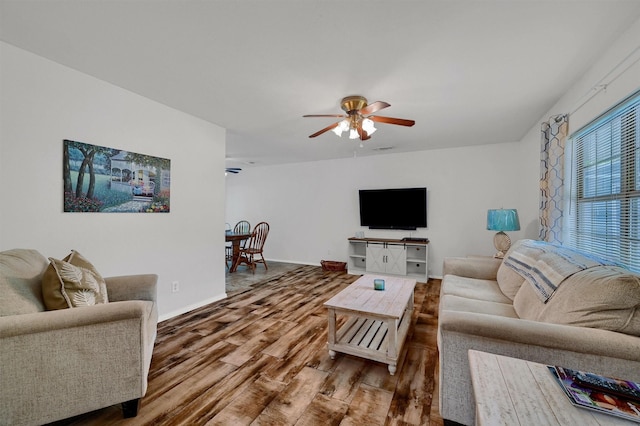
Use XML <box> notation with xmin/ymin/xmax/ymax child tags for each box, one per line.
<box><xmin>226</xmin><ymin>142</ymin><xmax>530</xmax><ymax>278</ymax></box>
<box><xmin>0</xmin><ymin>42</ymin><xmax>227</xmax><ymax>320</ymax></box>
<box><xmin>227</xmin><ymin>15</ymin><xmax>640</xmax><ymax>278</ymax></box>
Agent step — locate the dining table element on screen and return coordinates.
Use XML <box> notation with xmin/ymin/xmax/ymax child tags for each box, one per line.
<box><xmin>226</xmin><ymin>232</ymin><xmax>252</xmax><ymax>272</ymax></box>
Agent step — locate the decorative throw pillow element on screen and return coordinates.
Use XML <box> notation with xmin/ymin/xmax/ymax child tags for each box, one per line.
<box><xmin>42</xmin><ymin>250</ymin><xmax>109</xmax><ymax>310</ymax></box>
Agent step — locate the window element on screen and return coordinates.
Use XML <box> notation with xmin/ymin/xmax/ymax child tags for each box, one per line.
<box><xmin>566</xmin><ymin>91</ymin><xmax>640</xmax><ymax>273</ymax></box>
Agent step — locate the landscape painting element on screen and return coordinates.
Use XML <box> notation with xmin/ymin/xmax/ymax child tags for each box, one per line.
<box><xmin>63</xmin><ymin>139</ymin><xmax>171</xmax><ymax>213</ymax></box>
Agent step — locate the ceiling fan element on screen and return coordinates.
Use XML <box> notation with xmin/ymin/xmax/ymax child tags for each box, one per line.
<box><xmin>225</xmin><ymin>167</ymin><xmax>241</xmax><ymax>175</ymax></box>
<box><xmin>303</xmin><ymin>95</ymin><xmax>415</xmax><ymax>141</ymax></box>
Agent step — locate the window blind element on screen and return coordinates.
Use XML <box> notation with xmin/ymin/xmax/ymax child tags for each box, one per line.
<box><xmin>566</xmin><ymin>90</ymin><xmax>640</xmax><ymax>273</ymax></box>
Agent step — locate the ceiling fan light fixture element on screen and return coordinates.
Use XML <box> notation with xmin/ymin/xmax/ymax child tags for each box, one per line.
<box><xmin>332</xmin><ymin>119</ymin><xmax>350</xmax><ymax>137</ymax></box>
<box><xmin>362</xmin><ymin>118</ymin><xmax>377</xmax><ymax>135</ymax></box>
<box><xmin>304</xmin><ymin>95</ymin><xmax>414</xmax><ymax>140</ymax></box>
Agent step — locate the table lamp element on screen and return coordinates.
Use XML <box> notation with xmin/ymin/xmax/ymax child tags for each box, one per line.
<box><xmin>487</xmin><ymin>209</ymin><xmax>520</xmax><ymax>258</ymax></box>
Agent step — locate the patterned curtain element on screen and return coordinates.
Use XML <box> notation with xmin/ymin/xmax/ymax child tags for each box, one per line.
<box><xmin>539</xmin><ymin>114</ymin><xmax>568</xmax><ymax>243</ymax></box>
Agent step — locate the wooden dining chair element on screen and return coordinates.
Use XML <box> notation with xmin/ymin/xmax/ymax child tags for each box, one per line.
<box><xmin>238</xmin><ymin>221</ymin><xmax>269</xmax><ymax>273</ymax></box>
<box><xmin>234</xmin><ymin>220</ymin><xmax>251</xmax><ymax>238</ymax></box>
<box><xmin>226</xmin><ymin>220</ymin><xmax>251</xmax><ymax>269</ymax></box>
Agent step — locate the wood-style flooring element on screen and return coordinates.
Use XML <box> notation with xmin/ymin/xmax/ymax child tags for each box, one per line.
<box><xmin>53</xmin><ymin>265</ymin><xmax>443</xmax><ymax>425</ymax></box>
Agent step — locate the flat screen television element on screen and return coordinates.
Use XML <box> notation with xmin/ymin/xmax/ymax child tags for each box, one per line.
<box><xmin>359</xmin><ymin>187</ymin><xmax>427</xmax><ymax>230</ymax></box>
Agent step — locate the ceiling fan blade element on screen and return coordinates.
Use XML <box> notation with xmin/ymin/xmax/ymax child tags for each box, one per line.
<box><xmin>359</xmin><ymin>101</ymin><xmax>390</xmax><ymax>116</ymax></box>
<box><xmin>368</xmin><ymin>115</ymin><xmax>415</xmax><ymax>127</ymax></box>
<box><xmin>309</xmin><ymin>121</ymin><xmax>340</xmax><ymax>138</ymax></box>
<box><xmin>356</xmin><ymin>124</ymin><xmax>371</xmax><ymax>141</ymax></box>
<box><xmin>303</xmin><ymin>114</ymin><xmax>346</xmax><ymax>118</ymax></box>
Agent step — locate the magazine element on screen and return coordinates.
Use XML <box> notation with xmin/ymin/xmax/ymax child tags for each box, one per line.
<box><xmin>548</xmin><ymin>365</ymin><xmax>640</xmax><ymax>422</ymax></box>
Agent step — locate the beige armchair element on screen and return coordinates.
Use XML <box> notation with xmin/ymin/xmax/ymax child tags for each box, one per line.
<box><xmin>0</xmin><ymin>249</ymin><xmax>158</xmax><ymax>425</ymax></box>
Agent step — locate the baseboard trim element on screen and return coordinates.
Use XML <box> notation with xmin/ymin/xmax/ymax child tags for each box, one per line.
<box><xmin>158</xmin><ymin>293</ymin><xmax>227</xmax><ymax>323</ymax></box>
<box><xmin>264</xmin><ymin>258</ymin><xmax>316</xmax><ymax>266</ymax></box>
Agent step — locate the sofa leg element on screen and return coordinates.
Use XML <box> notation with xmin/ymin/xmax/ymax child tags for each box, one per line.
<box><xmin>121</xmin><ymin>398</ymin><xmax>140</xmax><ymax>418</ymax></box>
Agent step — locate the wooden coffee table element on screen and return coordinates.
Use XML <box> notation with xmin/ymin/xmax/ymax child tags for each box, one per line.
<box><xmin>324</xmin><ymin>274</ymin><xmax>416</xmax><ymax>375</ymax></box>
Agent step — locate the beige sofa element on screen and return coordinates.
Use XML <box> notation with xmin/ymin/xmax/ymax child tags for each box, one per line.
<box><xmin>438</xmin><ymin>239</ymin><xmax>640</xmax><ymax>426</ymax></box>
<box><xmin>0</xmin><ymin>249</ymin><xmax>158</xmax><ymax>426</ymax></box>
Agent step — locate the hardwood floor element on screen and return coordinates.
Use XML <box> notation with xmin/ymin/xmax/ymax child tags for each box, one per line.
<box><xmin>225</xmin><ymin>261</ymin><xmax>304</xmax><ymax>294</ymax></box>
<box><xmin>53</xmin><ymin>265</ymin><xmax>443</xmax><ymax>425</ymax></box>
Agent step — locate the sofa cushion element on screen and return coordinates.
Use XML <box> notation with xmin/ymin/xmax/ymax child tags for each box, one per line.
<box><xmin>540</xmin><ymin>266</ymin><xmax>640</xmax><ymax>336</ymax></box>
<box><xmin>495</xmin><ymin>242</ymin><xmax>526</xmax><ymax>300</ymax></box>
<box><xmin>512</xmin><ymin>280</ymin><xmax>543</xmax><ymax>321</ymax></box>
<box><xmin>0</xmin><ymin>249</ymin><xmax>49</xmax><ymax>316</ymax></box>
<box><xmin>441</xmin><ymin>275</ymin><xmax>512</xmax><ymax>304</ymax></box>
<box><xmin>441</xmin><ymin>294</ymin><xmax>518</xmax><ymax>318</ymax></box>
<box><xmin>504</xmin><ymin>239</ymin><xmax>617</xmax><ymax>303</ymax></box>
<box><xmin>514</xmin><ymin>265</ymin><xmax>640</xmax><ymax>336</ymax></box>
<box><xmin>42</xmin><ymin>250</ymin><xmax>109</xmax><ymax>310</ymax></box>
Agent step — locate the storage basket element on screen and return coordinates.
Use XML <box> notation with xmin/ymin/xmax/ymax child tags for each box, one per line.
<box><xmin>320</xmin><ymin>260</ymin><xmax>347</xmax><ymax>272</ymax></box>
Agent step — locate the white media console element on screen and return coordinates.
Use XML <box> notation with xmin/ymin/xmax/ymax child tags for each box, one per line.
<box><xmin>347</xmin><ymin>237</ymin><xmax>429</xmax><ymax>282</ymax></box>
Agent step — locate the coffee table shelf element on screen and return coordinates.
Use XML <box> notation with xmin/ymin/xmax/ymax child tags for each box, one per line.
<box><xmin>325</xmin><ymin>274</ymin><xmax>416</xmax><ymax>375</ymax></box>
<box><xmin>332</xmin><ymin>310</ymin><xmax>411</xmax><ymax>367</ymax></box>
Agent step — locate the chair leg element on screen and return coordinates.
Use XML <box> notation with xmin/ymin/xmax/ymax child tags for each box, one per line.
<box><xmin>121</xmin><ymin>398</ymin><xmax>140</xmax><ymax>418</ymax></box>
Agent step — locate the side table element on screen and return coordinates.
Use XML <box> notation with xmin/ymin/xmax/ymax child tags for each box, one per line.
<box><xmin>468</xmin><ymin>350</ymin><xmax>637</xmax><ymax>425</ymax></box>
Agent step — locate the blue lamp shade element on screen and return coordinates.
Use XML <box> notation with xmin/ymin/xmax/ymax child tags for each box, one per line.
<box><xmin>487</xmin><ymin>209</ymin><xmax>520</xmax><ymax>232</ymax></box>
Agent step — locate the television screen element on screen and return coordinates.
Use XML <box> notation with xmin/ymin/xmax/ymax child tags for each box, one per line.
<box><xmin>359</xmin><ymin>187</ymin><xmax>427</xmax><ymax>230</ymax></box>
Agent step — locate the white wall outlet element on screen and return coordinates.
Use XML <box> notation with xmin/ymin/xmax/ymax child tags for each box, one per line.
<box><xmin>171</xmin><ymin>281</ymin><xmax>180</xmax><ymax>293</ymax></box>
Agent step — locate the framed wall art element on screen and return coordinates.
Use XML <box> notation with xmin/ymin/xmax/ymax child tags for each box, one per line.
<box><xmin>63</xmin><ymin>139</ymin><xmax>171</xmax><ymax>213</ymax></box>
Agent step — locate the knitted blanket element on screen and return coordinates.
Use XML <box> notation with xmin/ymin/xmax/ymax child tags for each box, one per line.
<box><xmin>503</xmin><ymin>240</ymin><xmax>616</xmax><ymax>303</ymax></box>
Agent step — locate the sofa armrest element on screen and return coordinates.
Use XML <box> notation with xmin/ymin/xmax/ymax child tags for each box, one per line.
<box><xmin>439</xmin><ymin>310</ymin><xmax>640</xmax><ymax>362</ymax></box>
<box><xmin>105</xmin><ymin>274</ymin><xmax>157</xmax><ymax>303</ymax></box>
<box><xmin>442</xmin><ymin>257</ymin><xmax>502</xmax><ymax>280</ymax></box>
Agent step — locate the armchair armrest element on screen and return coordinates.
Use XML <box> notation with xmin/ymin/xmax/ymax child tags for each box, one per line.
<box><xmin>105</xmin><ymin>274</ymin><xmax>157</xmax><ymax>302</ymax></box>
<box><xmin>442</xmin><ymin>257</ymin><xmax>501</xmax><ymax>280</ymax></box>
<box><xmin>0</xmin><ymin>300</ymin><xmax>154</xmax><ymax>338</ymax></box>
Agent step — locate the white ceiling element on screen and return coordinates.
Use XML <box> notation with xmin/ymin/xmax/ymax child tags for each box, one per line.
<box><xmin>2</xmin><ymin>1</ymin><xmax>640</xmax><ymax>169</ymax></box>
